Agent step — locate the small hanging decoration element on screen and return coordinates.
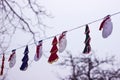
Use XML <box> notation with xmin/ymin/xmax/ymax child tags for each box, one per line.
<box><xmin>20</xmin><ymin>45</ymin><xmax>29</xmax><ymax>71</ymax></box>
<box><xmin>83</xmin><ymin>25</ymin><xmax>91</xmax><ymax>54</ymax></box>
<box><xmin>34</xmin><ymin>40</ymin><xmax>43</xmax><ymax>61</ymax></box>
<box><xmin>8</xmin><ymin>49</ymin><xmax>16</xmax><ymax>68</ymax></box>
<box><xmin>58</xmin><ymin>31</ymin><xmax>67</xmax><ymax>53</ymax></box>
<box><xmin>0</xmin><ymin>54</ymin><xmax>5</xmax><ymax>75</ymax></box>
<box><xmin>48</xmin><ymin>36</ymin><xmax>59</xmax><ymax>64</ymax></box>
<box><xmin>99</xmin><ymin>15</ymin><xmax>113</xmax><ymax>38</ymax></box>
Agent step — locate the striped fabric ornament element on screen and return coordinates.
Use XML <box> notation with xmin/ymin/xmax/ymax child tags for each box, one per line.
<box><xmin>34</xmin><ymin>40</ymin><xmax>43</xmax><ymax>61</ymax></box>
<box><xmin>83</xmin><ymin>25</ymin><xmax>91</xmax><ymax>54</ymax></box>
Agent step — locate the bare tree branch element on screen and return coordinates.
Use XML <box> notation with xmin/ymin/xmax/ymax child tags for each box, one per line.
<box><xmin>57</xmin><ymin>52</ymin><xmax>120</xmax><ymax>80</ymax></box>
<box><xmin>0</xmin><ymin>0</ymin><xmax>50</xmax><ymax>53</ymax></box>
<box><xmin>0</xmin><ymin>0</ymin><xmax>49</xmax><ymax>77</ymax></box>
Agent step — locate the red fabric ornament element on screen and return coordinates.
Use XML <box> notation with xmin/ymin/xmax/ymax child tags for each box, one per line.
<box><xmin>48</xmin><ymin>36</ymin><xmax>59</xmax><ymax>64</ymax></box>
<box><xmin>0</xmin><ymin>54</ymin><xmax>5</xmax><ymax>75</ymax></box>
<box><xmin>34</xmin><ymin>40</ymin><xmax>43</xmax><ymax>61</ymax></box>
<box><xmin>99</xmin><ymin>15</ymin><xmax>113</xmax><ymax>38</ymax></box>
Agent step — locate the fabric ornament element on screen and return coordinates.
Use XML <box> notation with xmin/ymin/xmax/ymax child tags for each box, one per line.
<box><xmin>8</xmin><ymin>49</ymin><xmax>16</xmax><ymax>68</ymax></box>
<box><xmin>0</xmin><ymin>54</ymin><xmax>5</xmax><ymax>75</ymax></box>
<box><xmin>83</xmin><ymin>25</ymin><xmax>91</xmax><ymax>54</ymax></box>
<box><xmin>99</xmin><ymin>15</ymin><xmax>113</xmax><ymax>38</ymax></box>
<box><xmin>20</xmin><ymin>45</ymin><xmax>29</xmax><ymax>71</ymax></box>
<box><xmin>58</xmin><ymin>31</ymin><xmax>67</xmax><ymax>53</ymax></box>
<box><xmin>48</xmin><ymin>36</ymin><xmax>59</xmax><ymax>64</ymax></box>
<box><xmin>34</xmin><ymin>40</ymin><xmax>43</xmax><ymax>61</ymax></box>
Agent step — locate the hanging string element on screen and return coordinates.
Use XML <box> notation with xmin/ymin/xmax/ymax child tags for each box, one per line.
<box><xmin>3</xmin><ymin>11</ymin><xmax>120</xmax><ymax>54</ymax></box>
<box><xmin>68</xmin><ymin>11</ymin><xmax>120</xmax><ymax>32</ymax></box>
<box><xmin>0</xmin><ymin>11</ymin><xmax>120</xmax><ymax>70</ymax></box>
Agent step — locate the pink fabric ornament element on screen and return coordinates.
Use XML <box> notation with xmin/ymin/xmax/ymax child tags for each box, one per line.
<box><xmin>99</xmin><ymin>15</ymin><xmax>113</xmax><ymax>38</ymax></box>
<box><xmin>0</xmin><ymin>54</ymin><xmax>5</xmax><ymax>75</ymax></box>
<box><xmin>58</xmin><ymin>31</ymin><xmax>67</xmax><ymax>53</ymax></box>
<box><xmin>34</xmin><ymin>40</ymin><xmax>43</xmax><ymax>61</ymax></box>
<box><xmin>48</xmin><ymin>36</ymin><xmax>59</xmax><ymax>64</ymax></box>
<box><xmin>8</xmin><ymin>49</ymin><xmax>16</xmax><ymax>68</ymax></box>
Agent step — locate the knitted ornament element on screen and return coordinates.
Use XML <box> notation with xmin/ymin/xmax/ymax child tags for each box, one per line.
<box><xmin>99</xmin><ymin>15</ymin><xmax>113</xmax><ymax>38</ymax></box>
<box><xmin>8</xmin><ymin>49</ymin><xmax>16</xmax><ymax>68</ymax></box>
<box><xmin>20</xmin><ymin>45</ymin><xmax>29</xmax><ymax>71</ymax></box>
<box><xmin>0</xmin><ymin>54</ymin><xmax>5</xmax><ymax>75</ymax></box>
<box><xmin>58</xmin><ymin>31</ymin><xmax>67</xmax><ymax>53</ymax></box>
<box><xmin>34</xmin><ymin>40</ymin><xmax>43</xmax><ymax>61</ymax></box>
<box><xmin>83</xmin><ymin>39</ymin><xmax>91</xmax><ymax>53</ymax></box>
<box><xmin>83</xmin><ymin>25</ymin><xmax>91</xmax><ymax>54</ymax></box>
<box><xmin>48</xmin><ymin>36</ymin><xmax>59</xmax><ymax>64</ymax></box>
<box><xmin>20</xmin><ymin>55</ymin><xmax>28</xmax><ymax>71</ymax></box>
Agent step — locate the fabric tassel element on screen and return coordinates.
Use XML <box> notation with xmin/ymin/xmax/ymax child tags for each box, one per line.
<box><xmin>48</xmin><ymin>36</ymin><xmax>59</xmax><ymax>64</ymax></box>
<box><xmin>58</xmin><ymin>31</ymin><xmax>67</xmax><ymax>53</ymax></box>
<box><xmin>99</xmin><ymin>15</ymin><xmax>113</xmax><ymax>38</ymax></box>
<box><xmin>34</xmin><ymin>40</ymin><xmax>43</xmax><ymax>61</ymax></box>
<box><xmin>20</xmin><ymin>45</ymin><xmax>29</xmax><ymax>71</ymax></box>
<box><xmin>0</xmin><ymin>54</ymin><xmax>5</xmax><ymax>75</ymax></box>
<box><xmin>83</xmin><ymin>25</ymin><xmax>91</xmax><ymax>54</ymax></box>
<box><xmin>8</xmin><ymin>49</ymin><xmax>16</xmax><ymax>68</ymax></box>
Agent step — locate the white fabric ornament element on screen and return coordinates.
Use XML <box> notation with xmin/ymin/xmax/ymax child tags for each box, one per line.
<box><xmin>58</xmin><ymin>31</ymin><xmax>67</xmax><ymax>53</ymax></box>
<box><xmin>8</xmin><ymin>49</ymin><xmax>16</xmax><ymax>68</ymax></box>
<box><xmin>99</xmin><ymin>15</ymin><xmax>113</xmax><ymax>38</ymax></box>
<box><xmin>34</xmin><ymin>40</ymin><xmax>43</xmax><ymax>61</ymax></box>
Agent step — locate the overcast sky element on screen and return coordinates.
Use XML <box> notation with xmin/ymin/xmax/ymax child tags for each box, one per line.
<box><xmin>1</xmin><ymin>0</ymin><xmax>120</xmax><ymax>80</ymax></box>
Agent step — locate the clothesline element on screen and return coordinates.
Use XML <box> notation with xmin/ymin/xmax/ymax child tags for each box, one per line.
<box><xmin>4</xmin><ymin>11</ymin><xmax>120</xmax><ymax>55</ymax></box>
<box><xmin>0</xmin><ymin>11</ymin><xmax>120</xmax><ymax>73</ymax></box>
